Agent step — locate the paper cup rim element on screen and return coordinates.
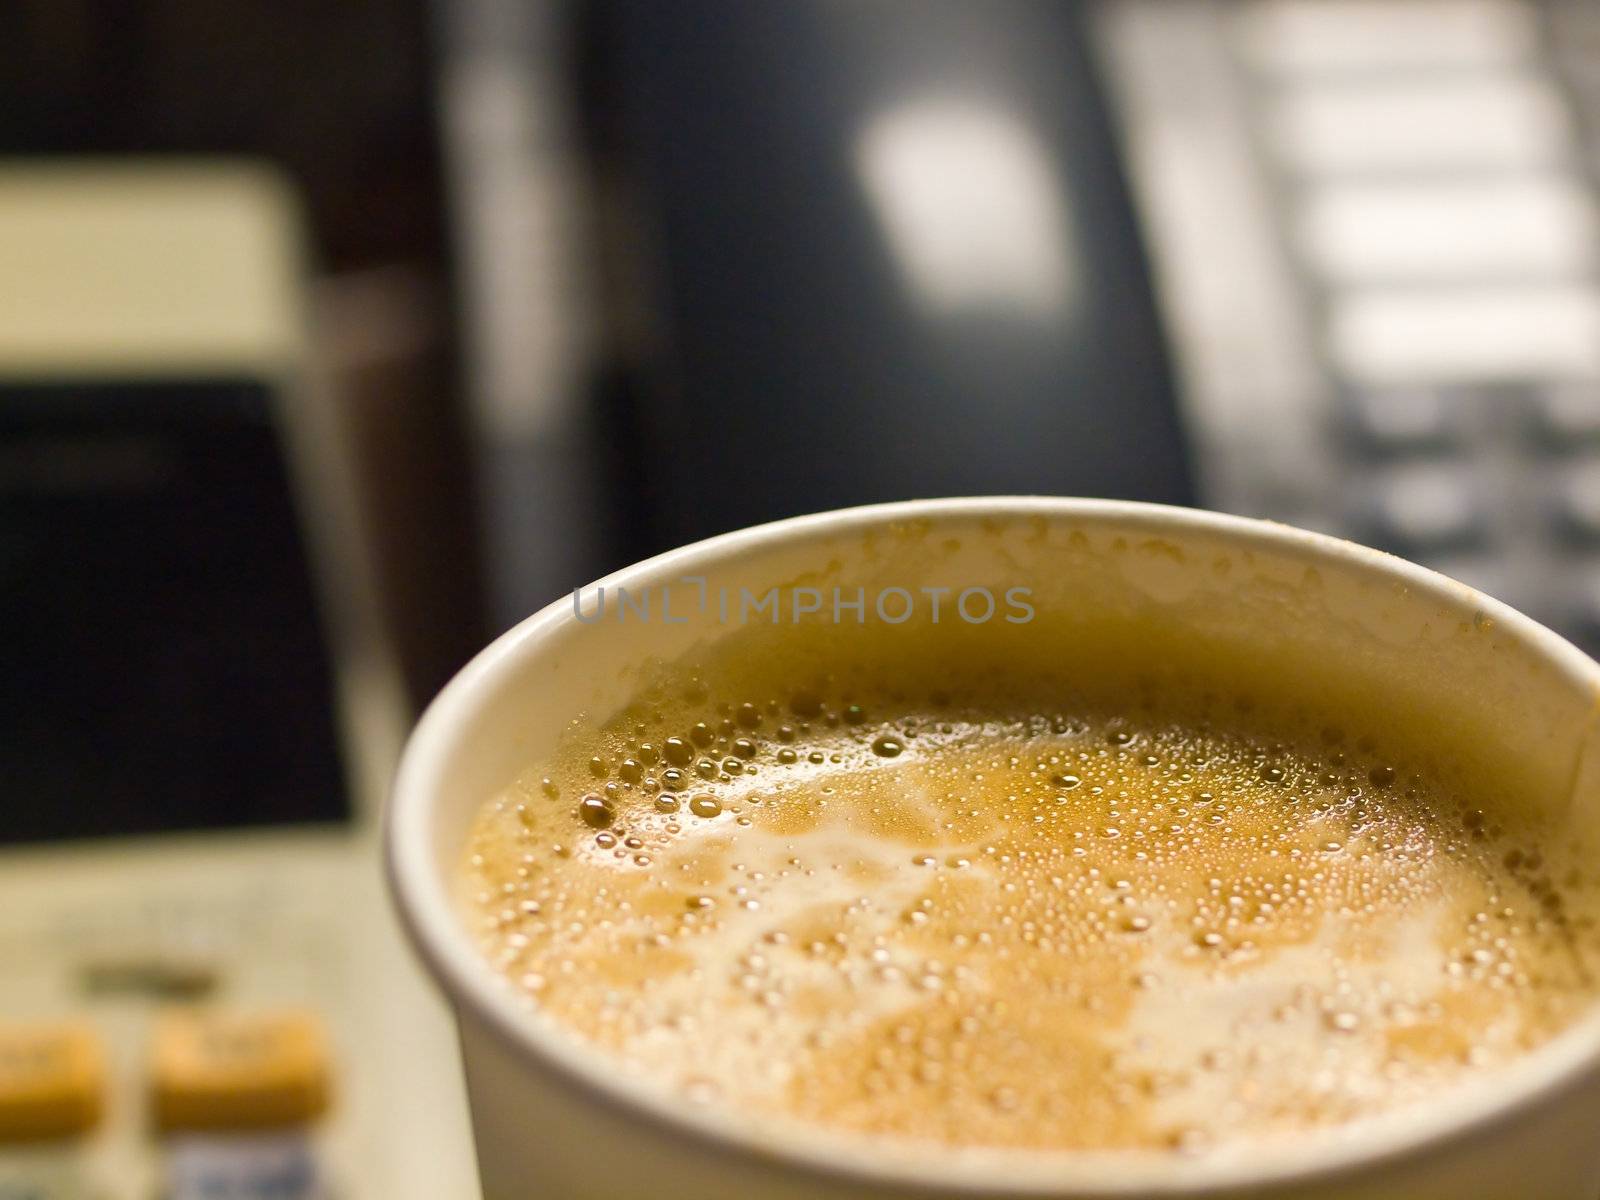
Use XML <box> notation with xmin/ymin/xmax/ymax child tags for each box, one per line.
<box><xmin>386</xmin><ymin>496</ymin><xmax>1600</xmax><ymax>1196</ymax></box>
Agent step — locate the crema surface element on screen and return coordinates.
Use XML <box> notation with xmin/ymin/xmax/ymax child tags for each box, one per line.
<box><xmin>462</xmin><ymin>662</ymin><xmax>1600</xmax><ymax>1153</ymax></box>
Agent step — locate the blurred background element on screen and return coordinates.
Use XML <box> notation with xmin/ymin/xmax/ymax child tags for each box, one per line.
<box><xmin>5</xmin><ymin>0</ymin><xmax>1600</xmax><ymax>1195</ymax></box>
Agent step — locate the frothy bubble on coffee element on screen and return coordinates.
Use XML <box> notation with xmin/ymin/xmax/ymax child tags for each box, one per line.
<box><xmin>461</xmin><ymin>620</ymin><xmax>1600</xmax><ymax>1155</ymax></box>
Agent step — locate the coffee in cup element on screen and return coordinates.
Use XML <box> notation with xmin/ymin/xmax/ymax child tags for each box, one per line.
<box><xmin>459</xmin><ymin>608</ymin><xmax>1600</xmax><ymax>1156</ymax></box>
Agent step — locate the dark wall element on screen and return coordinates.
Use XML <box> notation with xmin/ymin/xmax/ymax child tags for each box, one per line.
<box><xmin>580</xmin><ymin>0</ymin><xmax>1194</xmax><ymax>559</ymax></box>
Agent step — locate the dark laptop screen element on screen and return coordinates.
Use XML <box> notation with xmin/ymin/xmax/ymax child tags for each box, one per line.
<box><xmin>0</xmin><ymin>380</ymin><xmax>349</xmax><ymax>842</ymax></box>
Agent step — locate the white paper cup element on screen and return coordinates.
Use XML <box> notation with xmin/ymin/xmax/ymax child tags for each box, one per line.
<box><xmin>387</xmin><ymin>498</ymin><xmax>1600</xmax><ymax>1200</ymax></box>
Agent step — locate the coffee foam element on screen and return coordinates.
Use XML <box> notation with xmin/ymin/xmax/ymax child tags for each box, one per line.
<box><xmin>462</xmin><ymin>649</ymin><xmax>1600</xmax><ymax>1154</ymax></box>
